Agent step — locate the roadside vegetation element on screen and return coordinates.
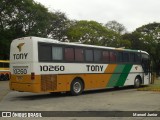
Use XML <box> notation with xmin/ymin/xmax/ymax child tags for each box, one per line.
<box><xmin>138</xmin><ymin>78</ymin><xmax>160</xmax><ymax>92</ymax></box>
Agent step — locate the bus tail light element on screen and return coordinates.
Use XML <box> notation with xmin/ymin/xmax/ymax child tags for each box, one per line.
<box><xmin>31</xmin><ymin>72</ymin><xmax>35</xmax><ymax>80</ymax></box>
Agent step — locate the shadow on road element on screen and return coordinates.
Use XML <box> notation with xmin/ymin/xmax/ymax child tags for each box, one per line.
<box><xmin>13</xmin><ymin>85</ymin><xmax>139</xmax><ymax>101</ymax></box>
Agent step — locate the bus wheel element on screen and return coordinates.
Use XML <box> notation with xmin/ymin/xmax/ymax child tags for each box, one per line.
<box><xmin>0</xmin><ymin>74</ymin><xmax>5</xmax><ymax>81</ymax></box>
<box><xmin>134</xmin><ymin>77</ymin><xmax>141</xmax><ymax>88</ymax></box>
<box><xmin>4</xmin><ymin>74</ymin><xmax>9</xmax><ymax>80</ymax></box>
<box><xmin>70</xmin><ymin>79</ymin><xmax>84</xmax><ymax>96</ymax></box>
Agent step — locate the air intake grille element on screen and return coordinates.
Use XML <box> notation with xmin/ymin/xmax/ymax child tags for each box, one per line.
<box><xmin>41</xmin><ymin>75</ymin><xmax>57</xmax><ymax>91</ymax></box>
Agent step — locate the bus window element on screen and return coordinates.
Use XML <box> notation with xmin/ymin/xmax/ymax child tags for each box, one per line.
<box><xmin>117</xmin><ymin>52</ymin><xmax>123</xmax><ymax>62</ymax></box>
<box><xmin>4</xmin><ymin>63</ymin><xmax>9</xmax><ymax>68</ymax></box>
<box><xmin>110</xmin><ymin>51</ymin><xmax>116</xmax><ymax>63</ymax></box>
<box><xmin>39</xmin><ymin>45</ymin><xmax>52</xmax><ymax>61</ymax></box>
<box><xmin>123</xmin><ymin>52</ymin><xmax>129</xmax><ymax>62</ymax></box>
<box><xmin>141</xmin><ymin>53</ymin><xmax>150</xmax><ymax>74</ymax></box>
<box><xmin>94</xmin><ymin>50</ymin><xmax>101</xmax><ymax>62</ymax></box>
<box><xmin>135</xmin><ymin>53</ymin><xmax>141</xmax><ymax>63</ymax></box>
<box><xmin>85</xmin><ymin>49</ymin><xmax>93</xmax><ymax>62</ymax></box>
<box><xmin>75</xmin><ymin>48</ymin><xmax>84</xmax><ymax>62</ymax></box>
<box><xmin>130</xmin><ymin>53</ymin><xmax>135</xmax><ymax>62</ymax></box>
<box><xmin>0</xmin><ymin>63</ymin><xmax>3</xmax><ymax>67</ymax></box>
<box><xmin>142</xmin><ymin>53</ymin><xmax>149</xmax><ymax>59</ymax></box>
<box><xmin>52</xmin><ymin>46</ymin><xmax>63</xmax><ymax>61</ymax></box>
<box><xmin>65</xmin><ymin>48</ymin><xmax>74</xmax><ymax>61</ymax></box>
<box><xmin>102</xmin><ymin>51</ymin><xmax>109</xmax><ymax>62</ymax></box>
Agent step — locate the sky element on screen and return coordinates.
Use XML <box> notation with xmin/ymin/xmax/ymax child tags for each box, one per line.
<box><xmin>34</xmin><ymin>0</ymin><xmax>160</xmax><ymax>32</ymax></box>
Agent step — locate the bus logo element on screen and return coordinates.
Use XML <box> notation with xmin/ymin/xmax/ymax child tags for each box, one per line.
<box><xmin>17</xmin><ymin>43</ymin><xmax>25</xmax><ymax>52</ymax></box>
<box><xmin>135</xmin><ymin>66</ymin><xmax>138</xmax><ymax>70</ymax></box>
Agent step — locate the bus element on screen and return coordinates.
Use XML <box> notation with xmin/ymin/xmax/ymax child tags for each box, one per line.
<box><xmin>9</xmin><ymin>37</ymin><xmax>151</xmax><ymax>95</ymax></box>
<box><xmin>0</xmin><ymin>60</ymin><xmax>10</xmax><ymax>81</ymax></box>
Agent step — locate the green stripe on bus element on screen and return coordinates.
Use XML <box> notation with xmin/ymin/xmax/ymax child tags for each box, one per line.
<box><xmin>116</xmin><ymin>64</ymin><xmax>133</xmax><ymax>86</ymax></box>
<box><xmin>107</xmin><ymin>65</ymin><xmax>125</xmax><ymax>87</ymax></box>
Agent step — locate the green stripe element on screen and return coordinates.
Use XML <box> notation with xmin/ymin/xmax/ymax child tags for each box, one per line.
<box><xmin>116</xmin><ymin>64</ymin><xmax>133</xmax><ymax>86</ymax></box>
<box><xmin>107</xmin><ymin>65</ymin><xmax>125</xmax><ymax>87</ymax></box>
<box><xmin>106</xmin><ymin>64</ymin><xmax>133</xmax><ymax>88</ymax></box>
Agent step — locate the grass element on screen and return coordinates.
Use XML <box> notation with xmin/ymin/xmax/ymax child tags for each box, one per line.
<box><xmin>138</xmin><ymin>79</ymin><xmax>160</xmax><ymax>92</ymax></box>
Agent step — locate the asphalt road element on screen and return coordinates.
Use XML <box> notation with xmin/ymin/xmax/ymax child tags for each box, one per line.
<box><xmin>0</xmin><ymin>81</ymin><xmax>160</xmax><ymax>120</ymax></box>
<box><xmin>0</xmin><ymin>81</ymin><xmax>10</xmax><ymax>101</ymax></box>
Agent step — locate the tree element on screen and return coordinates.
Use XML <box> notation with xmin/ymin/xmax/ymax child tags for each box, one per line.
<box><xmin>105</xmin><ymin>20</ymin><xmax>127</xmax><ymax>35</ymax></box>
<box><xmin>0</xmin><ymin>0</ymin><xmax>69</xmax><ymax>59</ymax></box>
<box><xmin>122</xmin><ymin>32</ymin><xmax>143</xmax><ymax>50</ymax></box>
<box><xmin>66</xmin><ymin>20</ymin><xmax>130</xmax><ymax>48</ymax></box>
<box><xmin>124</xmin><ymin>22</ymin><xmax>160</xmax><ymax>73</ymax></box>
<box><xmin>0</xmin><ymin>0</ymin><xmax>53</xmax><ymax>57</ymax></box>
<box><xmin>66</xmin><ymin>20</ymin><xmax>106</xmax><ymax>45</ymax></box>
<box><xmin>47</xmin><ymin>11</ymin><xmax>70</xmax><ymax>41</ymax></box>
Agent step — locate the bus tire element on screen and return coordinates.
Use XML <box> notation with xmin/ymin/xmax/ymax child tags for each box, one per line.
<box><xmin>5</xmin><ymin>74</ymin><xmax>10</xmax><ymax>80</ymax></box>
<box><xmin>0</xmin><ymin>74</ymin><xmax>5</xmax><ymax>81</ymax></box>
<box><xmin>70</xmin><ymin>79</ymin><xmax>84</xmax><ymax>96</ymax></box>
<box><xmin>134</xmin><ymin>76</ymin><xmax>141</xmax><ymax>88</ymax></box>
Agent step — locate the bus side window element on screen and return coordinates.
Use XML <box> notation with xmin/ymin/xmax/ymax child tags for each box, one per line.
<box><xmin>130</xmin><ymin>53</ymin><xmax>135</xmax><ymax>63</ymax></box>
<box><xmin>52</xmin><ymin>46</ymin><xmax>63</xmax><ymax>61</ymax></box>
<box><xmin>39</xmin><ymin>45</ymin><xmax>52</xmax><ymax>61</ymax></box>
<box><xmin>102</xmin><ymin>51</ymin><xmax>109</xmax><ymax>62</ymax></box>
<box><xmin>75</xmin><ymin>48</ymin><xmax>84</xmax><ymax>62</ymax></box>
<box><xmin>123</xmin><ymin>52</ymin><xmax>129</xmax><ymax>62</ymax></box>
<box><xmin>117</xmin><ymin>52</ymin><xmax>123</xmax><ymax>62</ymax></box>
<box><xmin>110</xmin><ymin>51</ymin><xmax>117</xmax><ymax>63</ymax></box>
<box><xmin>65</xmin><ymin>48</ymin><xmax>74</xmax><ymax>61</ymax></box>
<box><xmin>94</xmin><ymin>50</ymin><xmax>101</xmax><ymax>62</ymax></box>
<box><xmin>85</xmin><ymin>49</ymin><xmax>93</xmax><ymax>62</ymax></box>
<box><xmin>135</xmin><ymin>53</ymin><xmax>141</xmax><ymax>63</ymax></box>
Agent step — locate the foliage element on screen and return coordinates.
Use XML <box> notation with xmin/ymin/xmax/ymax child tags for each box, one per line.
<box><xmin>105</xmin><ymin>20</ymin><xmax>127</xmax><ymax>35</ymax></box>
<box><xmin>47</xmin><ymin>11</ymin><xmax>70</xmax><ymax>41</ymax></box>
<box><xmin>66</xmin><ymin>20</ymin><xmax>130</xmax><ymax>48</ymax></box>
<box><xmin>123</xmin><ymin>23</ymin><xmax>160</xmax><ymax>72</ymax></box>
<box><xmin>0</xmin><ymin>0</ymin><xmax>69</xmax><ymax>59</ymax></box>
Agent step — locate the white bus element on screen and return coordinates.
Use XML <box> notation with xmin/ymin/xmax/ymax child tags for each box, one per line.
<box><xmin>10</xmin><ymin>37</ymin><xmax>151</xmax><ymax>95</ymax></box>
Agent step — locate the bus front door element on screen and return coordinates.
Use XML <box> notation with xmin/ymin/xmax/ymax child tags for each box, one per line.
<box><xmin>142</xmin><ymin>59</ymin><xmax>150</xmax><ymax>84</ymax></box>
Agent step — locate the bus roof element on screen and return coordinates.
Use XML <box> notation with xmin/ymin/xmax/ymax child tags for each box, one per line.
<box><xmin>14</xmin><ymin>36</ymin><xmax>149</xmax><ymax>54</ymax></box>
